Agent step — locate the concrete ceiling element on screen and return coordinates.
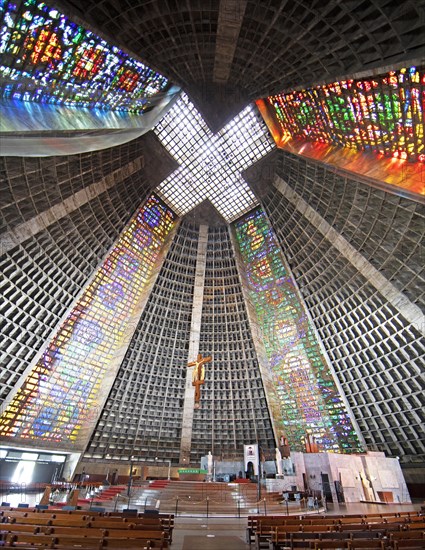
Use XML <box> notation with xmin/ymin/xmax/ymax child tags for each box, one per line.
<box><xmin>57</xmin><ymin>0</ymin><xmax>425</xmax><ymax>129</ymax></box>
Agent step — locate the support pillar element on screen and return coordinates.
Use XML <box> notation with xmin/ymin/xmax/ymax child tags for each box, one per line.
<box><xmin>179</xmin><ymin>225</ymin><xmax>209</xmax><ymax>464</ymax></box>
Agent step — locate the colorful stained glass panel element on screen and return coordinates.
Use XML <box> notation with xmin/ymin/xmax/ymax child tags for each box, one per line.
<box><xmin>0</xmin><ymin>0</ymin><xmax>169</xmax><ymax>113</ymax></box>
<box><xmin>266</xmin><ymin>66</ymin><xmax>424</xmax><ymax>163</ymax></box>
<box><xmin>0</xmin><ymin>195</ymin><xmax>176</xmax><ymax>448</ymax></box>
<box><xmin>234</xmin><ymin>208</ymin><xmax>361</xmax><ymax>453</ymax></box>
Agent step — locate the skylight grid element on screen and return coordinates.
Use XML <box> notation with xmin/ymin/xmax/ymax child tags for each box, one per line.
<box><xmin>154</xmin><ymin>92</ymin><xmax>275</xmax><ymax>222</ymax></box>
<box><xmin>157</xmin><ymin>168</ymin><xmax>204</xmax><ymax>216</ymax></box>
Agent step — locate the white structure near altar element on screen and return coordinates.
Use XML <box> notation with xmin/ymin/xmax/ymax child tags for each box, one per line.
<box><xmin>201</xmin><ymin>450</ymin><xmax>410</xmax><ymax>504</ymax></box>
<box><xmin>271</xmin><ymin>451</ymin><xmax>410</xmax><ymax>504</ymax></box>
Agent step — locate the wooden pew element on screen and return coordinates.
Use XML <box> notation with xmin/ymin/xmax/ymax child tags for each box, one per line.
<box><xmin>255</xmin><ymin>524</ymin><xmax>284</xmax><ymax>549</ymax></box>
<box><xmin>99</xmin><ymin>528</ymin><xmax>167</xmax><ymax>549</ymax></box>
<box><xmin>246</xmin><ymin>515</ymin><xmax>285</xmax><ymax>544</ymax></box>
<box><xmin>409</xmin><ymin>523</ymin><xmax>425</xmax><ymax>532</ymax></box>
<box><xmin>56</xmin><ymin>531</ymin><xmax>164</xmax><ymax>549</ymax></box>
<box><xmin>1</xmin><ymin>511</ymin><xmax>33</xmax><ymax>519</ymax></box>
<box><xmin>20</xmin><ymin>525</ymin><xmax>165</xmax><ymax>548</ymax></box>
<box><xmin>3</xmin><ymin>516</ymin><xmax>54</xmax><ymax>526</ymax></box>
<box><xmin>4</xmin><ymin>516</ymin><xmax>171</xmax><ymax>546</ymax></box>
<box><xmin>269</xmin><ymin>529</ymin><xmax>352</xmax><ymax>550</ymax></box>
<box><xmin>2</xmin><ymin>532</ymin><xmax>51</xmax><ymax>547</ymax></box>
<box><xmin>313</xmin><ymin>542</ymin><xmax>350</xmax><ymax>549</ymax></box>
<box><xmin>258</xmin><ymin>523</ymin><xmax>332</xmax><ymax>550</ymax></box>
<box><xmin>102</xmin><ymin>530</ymin><xmax>165</xmax><ymax>546</ymax></box>
<box><xmin>348</xmin><ymin>541</ymin><xmax>386</xmax><ymax>549</ymax></box>
<box><xmin>249</xmin><ymin>516</ymin><xmax>305</xmax><ymax>546</ymax></box>
<box><xmin>46</xmin><ymin>509</ymin><xmax>102</xmax><ymax>516</ymax></box>
<box><xmin>0</xmin><ymin>524</ymin><xmax>40</xmax><ymax>533</ymax></box>
<box><xmin>127</xmin><ymin>524</ymin><xmax>172</xmax><ymax>546</ymax></box>
<box><xmin>339</xmin><ymin>518</ymin><xmax>367</xmax><ymax>525</ymax></box>
<box><xmin>102</xmin><ymin>538</ymin><xmax>154</xmax><ymax>549</ymax></box>
<box><xmin>90</xmin><ymin>517</ymin><xmax>162</xmax><ymax>526</ymax></box>
<box><xmin>384</xmin><ymin>516</ymin><xmax>408</xmax><ymax>524</ymax></box>
<box><xmin>41</xmin><ymin>526</ymin><xmax>108</xmax><ymax>537</ymax></box>
<box><xmin>3</xmin><ymin>512</ymin><xmax>90</xmax><ymax>521</ymax></box>
<box><xmin>262</xmin><ymin>512</ymin><xmax>423</xmax><ymax>550</ymax></box>
<box><xmin>391</xmin><ymin>531</ymin><xmax>425</xmax><ymax>540</ymax></box>
<box><xmin>268</xmin><ymin>523</ymin><xmax>391</xmax><ymax>550</ymax></box>
<box><xmin>360</xmin><ymin>522</ymin><xmax>401</xmax><ymax>532</ymax></box>
<box><xmin>301</xmin><ymin>525</ymin><xmax>335</xmax><ymax>533</ymax></box>
<box><xmin>268</xmin><ymin>530</ymin><xmax>313</xmax><ymax>550</ymax></box>
<box><xmin>339</xmin><ymin>524</ymin><xmax>372</xmax><ymax>532</ymax></box>
<box><xmin>4</xmin><ymin>516</ymin><xmax>92</xmax><ymax>528</ymax></box>
<box><xmin>335</xmin><ymin>515</ymin><xmax>365</xmax><ymax>520</ymax></box>
<box><xmin>393</xmin><ymin>541</ymin><xmax>425</xmax><ymax>549</ymax></box>
<box><xmin>2</xmin><ymin>531</ymin><xmax>156</xmax><ymax>549</ymax></box>
<box><xmin>247</xmin><ymin>514</ymin><xmax>383</xmax><ymax>548</ymax></box>
<box><xmin>82</xmin><ymin>518</ymin><xmax>172</xmax><ymax>545</ymax></box>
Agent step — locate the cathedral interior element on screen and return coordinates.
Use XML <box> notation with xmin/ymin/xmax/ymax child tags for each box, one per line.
<box><xmin>0</xmin><ymin>0</ymin><xmax>424</xmax><ymax>491</ymax></box>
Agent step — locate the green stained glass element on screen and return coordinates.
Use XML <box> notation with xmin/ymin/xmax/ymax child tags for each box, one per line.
<box><xmin>268</xmin><ymin>66</ymin><xmax>424</xmax><ymax>162</ymax></box>
<box><xmin>234</xmin><ymin>208</ymin><xmax>362</xmax><ymax>453</ymax></box>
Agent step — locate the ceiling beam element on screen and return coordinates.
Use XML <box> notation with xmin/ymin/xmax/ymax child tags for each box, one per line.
<box><xmin>213</xmin><ymin>0</ymin><xmax>247</xmax><ymax>84</ymax></box>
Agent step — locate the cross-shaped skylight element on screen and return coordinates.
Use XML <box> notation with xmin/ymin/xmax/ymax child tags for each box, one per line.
<box><xmin>154</xmin><ymin>93</ymin><xmax>275</xmax><ymax>222</ymax></box>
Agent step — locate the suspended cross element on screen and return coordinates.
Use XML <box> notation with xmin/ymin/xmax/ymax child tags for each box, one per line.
<box><xmin>187</xmin><ymin>353</ymin><xmax>212</xmax><ymax>408</ymax></box>
<box><xmin>154</xmin><ymin>92</ymin><xmax>275</xmax><ymax>223</ymax></box>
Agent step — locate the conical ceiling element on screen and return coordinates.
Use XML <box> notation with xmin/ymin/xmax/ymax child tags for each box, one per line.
<box><xmin>0</xmin><ymin>0</ymin><xmax>424</xmax><ymax>468</ymax></box>
<box><xmin>183</xmin><ymin>199</ymin><xmax>228</xmax><ymax>226</ymax></box>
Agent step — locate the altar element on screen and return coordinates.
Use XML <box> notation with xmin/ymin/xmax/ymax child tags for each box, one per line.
<box><xmin>178</xmin><ymin>468</ymin><xmax>208</xmax><ymax>481</ymax></box>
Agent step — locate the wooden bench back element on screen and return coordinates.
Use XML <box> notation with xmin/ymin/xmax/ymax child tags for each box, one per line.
<box><xmin>0</xmin><ymin>523</ymin><xmax>40</xmax><ymax>533</ymax></box>
<box><xmin>1</xmin><ymin>530</ymin><xmax>162</xmax><ymax>549</ymax></box>
<box><xmin>390</xmin><ymin>531</ymin><xmax>425</xmax><ymax>540</ymax></box>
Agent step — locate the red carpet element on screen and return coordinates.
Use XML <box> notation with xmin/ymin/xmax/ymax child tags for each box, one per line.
<box><xmin>149</xmin><ymin>480</ymin><xmax>170</xmax><ymax>489</ymax></box>
<box><xmin>77</xmin><ymin>485</ymin><xmax>126</xmax><ymax>504</ymax></box>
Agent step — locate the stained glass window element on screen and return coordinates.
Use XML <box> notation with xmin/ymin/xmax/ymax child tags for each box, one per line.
<box><xmin>0</xmin><ymin>195</ymin><xmax>176</xmax><ymax>449</ymax></box>
<box><xmin>266</xmin><ymin>66</ymin><xmax>424</xmax><ymax>163</ymax></box>
<box><xmin>0</xmin><ymin>0</ymin><xmax>169</xmax><ymax>112</ymax></box>
<box><xmin>234</xmin><ymin>208</ymin><xmax>362</xmax><ymax>453</ymax></box>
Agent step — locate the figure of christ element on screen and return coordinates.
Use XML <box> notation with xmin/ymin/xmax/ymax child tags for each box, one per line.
<box><xmin>187</xmin><ymin>353</ymin><xmax>212</xmax><ymax>407</ymax></box>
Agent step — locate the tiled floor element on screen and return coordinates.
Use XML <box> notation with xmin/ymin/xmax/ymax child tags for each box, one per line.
<box><xmin>173</xmin><ymin>518</ymin><xmax>250</xmax><ymax>550</ymax></box>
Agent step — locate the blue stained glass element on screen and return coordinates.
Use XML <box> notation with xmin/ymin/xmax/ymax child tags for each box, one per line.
<box><xmin>0</xmin><ymin>195</ymin><xmax>176</xmax><ymax>448</ymax></box>
<box><xmin>234</xmin><ymin>208</ymin><xmax>362</xmax><ymax>453</ymax></box>
<box><xmin>0</xmin><ymin>0</ymin><xmax>170</xmax><ymax>112</ymax></box>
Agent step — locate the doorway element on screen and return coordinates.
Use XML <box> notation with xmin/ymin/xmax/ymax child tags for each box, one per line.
<box><xmin>321</xmin><ymin>473</ymin><xmax>333</xmax><ymax>503</ymax></box>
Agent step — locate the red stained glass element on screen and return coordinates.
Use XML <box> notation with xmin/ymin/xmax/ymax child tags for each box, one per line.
<box><xmin>73</xmin><ymin>47</ymin><xmax>104</xmax><ymax>79</ymax></box>
<box><xmin>28</xmin><ymin>27</ymin><xmax>62</xmax><ymax>67</ymax></box>
<box><xmin>116</xmin><ymin>68</ymin><xmax>139</xmax><ymax>92</ymax></box>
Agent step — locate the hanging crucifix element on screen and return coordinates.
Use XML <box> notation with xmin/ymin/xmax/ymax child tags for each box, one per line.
<box><xmin>187</xmin><ymin>353</ymin><xmax>212</xmax><ymax>408</ymax></box>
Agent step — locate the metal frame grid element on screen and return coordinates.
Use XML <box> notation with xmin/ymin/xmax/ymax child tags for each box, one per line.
<box><xmin>154</xmin><ymin>92</ymin><xmax>274</xmax><ymax>222</ymax></box>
